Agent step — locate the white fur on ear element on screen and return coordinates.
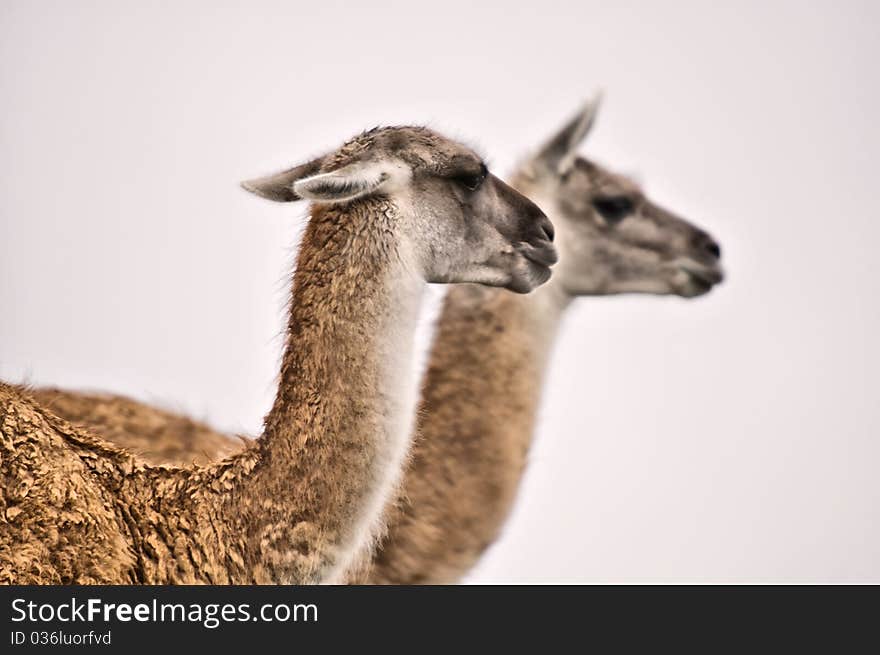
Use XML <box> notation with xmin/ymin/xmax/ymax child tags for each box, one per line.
<box><xmin>240</xmin><ymin>157</ymin><xmax>324</xmax><ymax>202</ymax></box>
<box><xmin>294</xmin><ymin>161</ymin><xmax>407</xmax><ymax>203</ymax></box>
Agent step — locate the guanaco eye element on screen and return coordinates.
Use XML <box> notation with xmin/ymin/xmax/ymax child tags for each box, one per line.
<box><xmin>592</xmin><ymin>196</ymin><xmax>634</xmax><ymax>224</ymax></box>
<box><xmin>453</xmin><ymin>163</ymin><xmax>488</xmax><ymax>192</ymax></box>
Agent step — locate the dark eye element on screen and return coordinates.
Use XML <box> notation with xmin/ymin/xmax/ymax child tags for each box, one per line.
<box><xmin>592</xmin><ymin>196</ymin><xmax>634</xmax><ymax>224</ymax></box>
<box><xmin>453</xmin><ymin>164</ymin><xmax>488</xmax><ymax>191</ymax></box>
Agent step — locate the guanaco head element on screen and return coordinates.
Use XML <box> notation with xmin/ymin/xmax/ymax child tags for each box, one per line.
<box><xmin>241</xmin><ymin>126</ymin><xmax>557</xmax><ymax>294</ymax></box>
<box><xmin>514</xmin><ymin>97</ymin><xmax>724</xmax><ymax>298</ymax></box>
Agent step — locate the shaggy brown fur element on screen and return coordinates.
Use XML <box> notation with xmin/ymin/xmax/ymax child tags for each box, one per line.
<box><xmin>1</xmin><ymin>125</ymin><xmax>553</xmax><ymax>584</ymax></box>
<box><xmin>2</xmin><ymin>196</ymin><xmax>406</xmax><ymax>583</ymax></box>
<box><xmin>27</xmin><ymin>389</ymin><xmax>239</xmax><ymax>466</ymax></box>
<box><xmin>17</xmin><ymin>286</ymin><xmax>545</xmax><ymax>584</ymax></box>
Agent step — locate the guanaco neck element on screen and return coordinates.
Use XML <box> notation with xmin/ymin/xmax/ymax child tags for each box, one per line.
<box><xmin>359</xmin><ymin>276</ymin><xmax>572</xmax><ymax>584</ymax></box>
<box><xmin>210</xmin><ymin>197</ymin><xmax>425</xmax><ymax>583</ymax></box>
<box><xmin>442</xmin><ymin>279</ymin><xmax>570</xmax><ymax>462</ymax></box>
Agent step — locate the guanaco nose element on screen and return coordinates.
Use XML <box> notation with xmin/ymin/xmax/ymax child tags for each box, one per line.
<box><xmin>694</xmin><ymin>231</ymin><xmax>721</xmax><ymax>261</ymax></box>
<box><xmin>538</xmin><ymin>216</ymin><xmax>555</xmax><ymax>243</ymax></box>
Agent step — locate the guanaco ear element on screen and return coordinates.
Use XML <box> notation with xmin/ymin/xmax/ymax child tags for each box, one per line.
<box><xmin>535</xmin><ymin>93</ymin><xmax>602</xmax><ymax>176</ymax></box>
<box><xmin>292</xmin><ymin>161</ymin><xmax>394</xmax><ymax>203</ymax></box>
<box><xmin>240</xmin><ymin>157</ymin><xmax>325</xmax><ymax>202</ymax></box>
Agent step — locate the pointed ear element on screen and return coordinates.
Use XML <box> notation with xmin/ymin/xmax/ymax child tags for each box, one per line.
<box><xmin>535</xmin><ymin>93</ymin><xmax>602</xmax><ymax>176</ymax></box>
<box><xmin>240</xmin><ymin>157</ymin><xmax>325</xmax><ymax>202</ymax></box>
<box><xmin>293</xmin><ymin>161</ymin><xmax>392</xmax><ymax>203</ymax></box>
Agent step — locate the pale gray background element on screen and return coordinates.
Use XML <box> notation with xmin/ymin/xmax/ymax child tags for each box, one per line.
<box><xmin>2</xmin><ymin>1</ymin><xmax>877</xmax><ymax>582</ymax></box>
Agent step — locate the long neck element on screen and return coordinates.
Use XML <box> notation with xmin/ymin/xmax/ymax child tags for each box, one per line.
<box><xmin>360</xmin><ymin>278</ymin><xmax>571</xmax><ymax>583</ymax></box>
<box><xmin>211</xmin><ymin>199</ymin><xmax>424</xmax><ymax>583</ymax></box>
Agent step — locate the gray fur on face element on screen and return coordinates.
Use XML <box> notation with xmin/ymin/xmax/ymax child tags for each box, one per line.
<box><xmin>517</xmin><ymin>99</ymin><xmax>724</xmax><ymax>298</ymax></box>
